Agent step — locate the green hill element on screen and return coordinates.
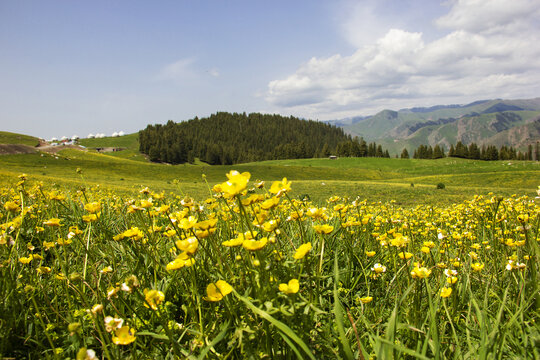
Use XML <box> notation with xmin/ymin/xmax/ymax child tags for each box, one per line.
<box><xmin>78</xmin><ymin>133</ymin><xmax>139</xmax><ymax>150</ymax></box>
<box><xmin>0</xmin><ymin>131</ymin><xmax>40</xmax><ymax>146</ymax></box>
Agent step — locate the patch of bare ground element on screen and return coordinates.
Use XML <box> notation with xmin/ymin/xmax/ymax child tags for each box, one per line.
<box><xmin>0</xmin><ymin>144</ymin><xmax>37</xmax><ymax>155</ymax></box>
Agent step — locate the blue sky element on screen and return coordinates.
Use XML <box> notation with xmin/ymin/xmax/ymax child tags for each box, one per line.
<box><xmin>1</xmin><ymin>0</ymin><xmax>539</xmax><ymax>140</ymax></box>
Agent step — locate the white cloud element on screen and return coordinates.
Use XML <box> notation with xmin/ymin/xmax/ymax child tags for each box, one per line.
<box><xmin>156</xmin><ymin>59</ymin><xmax>220</xmax><ymax>82</ymax></box>
<box><xmin>157</xmin><ymin>58</ymin><xmax>197</xmax><ymax>81</ymax></box>
<box><xmin>266</xmin><ymin>0</ymin><xmax>540</xmax><ymax>119</ymax></box>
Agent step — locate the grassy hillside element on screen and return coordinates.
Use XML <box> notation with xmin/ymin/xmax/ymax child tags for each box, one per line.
<box><xmin>77</xmin><ymin>133</ymin><xmax>147</xmax><ymax>162</ymax></box>
<box><xmin>1</xmin><ymin>150</ymin><xmax>538</xmax><ymax>205</ymax></box>
<box><xmin>78</xmin><ymin>133</ymin><xmax>139</xmax><ymax>150</ymax></box>
<box><xmin>0</xmin><ymin>131</ymin><xmax>40</xmax><ymax>146</ymax></box>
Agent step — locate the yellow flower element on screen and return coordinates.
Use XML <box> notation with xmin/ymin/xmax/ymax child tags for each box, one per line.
<box><xmin>222</xmin><ymin>235</ymin><xmax>245</xmax><ymax>247</ymax></box>
<box><xmin>269</xmin><ymin>178</ymin><xmax>292</xmax><ymax>197</ymax></box>
<box><xmin>57</xmin><ymin>238</ymin><xmax>72</xmax><ymax>246</ymax></box>
<box><xmin>84</xmin><ymin>202</ymin><xmax>101</xmax><ymax>214</ymax></box>
<box><xmin>220</xmin><ymin>171</ymin><xmax>251</xmax><ymax>197</ymax></box>
<box><xmin>420</xmin><ymin>246</ymin><xmax>430</xmax><ymax>254</ymax></box>
<box><xmin>82</xmin><ymin>214</ymin><xmax>99</xmax><ymax>223</ymax></box>
<box><xmin>155</xmin><ymin>205</ymin><xmax>170</xmax><ymax>214</ymax></box>
<box><xmin>260</xmin><ymin>197</ymin><xmax>280</xmax><ymax>210</ymax></box>
<box><xmin>471</xmin><ymin>262</ymin><xmax>485</xmax><ymax>271</ymax></box>
<box><xmin>175</xmin><ymin>237</ymin><xmax>199</xmax><ymax>255</ymax></box>
<box><xmin>261</xmin><ymin>219</ymin><xmax>279</xmax><ymax>232</ymax></box>
<box><xmin>140</xmin><ymin>199</ymin><xmax>153</xmax><ymax>208</ymax></box>
<box><xmin>194</xmin><ymin>218</ymin><xmax>218</xmax><ymax>230</ymax></box>
<box><xmin>166</xmin><ymin>252</ymin><xmax>195</xmax><ymax>270</ymax></box>
<box><xmin>411</xmin><ymin>266</ymin><xmax>432</xmax><ymax>279</ymax></box>
<box><xmin>371</xmin><ymin>263</ymin><xmax>386</xmax><ymax>274</ymax></box>
<box><xmin>242</xmin><ymin>237</ymin><xmax>268</xmax><ymax>251</ymax></box>
<box><xmin>43</xmin><ymin>218</ymin><xmax>61</xmax><ymax>227</ymax></box>
<box><xmin>19</xmin><ymin>255</ymin><xmax>33</xmax><ymax>264</ymax></box>
<box><xmin>390</xmin><ymin>233</ymin><xmax>409</xmax><ymax>248</ymax></box>
<box><xmin>359</xmin><ymin>296</ymin><xmax>373</xmax><ymax>304</ymax></box>
<box><xmin>100</xmin><ymin>266</ymin><xmax>113</xmax><ymax>274</ymax></box>
<box><xmin>112</xmin><ymin>326</ymin><xmax>136</xmax><ymax>345</ymax></box>
<box><xmin>37</xmin><ymin>266</ymin><xmax>51</xmax><ymax>274</ymax></box>
<box><xmin>398</xmin><ymin>252</ymin><xmax>413</xmax><ymax>260</ymax></box>
<box><xmin>121</xmin><ymin>227</ymin><xmax>144</xmax><ymax>240</ymax></box>
<box><xmin>279</xmin><ymin>279</ymin><xmax>299</xmax><ymax>294</ymax></box>
<box><xmin>3</xmin><ymin>201</ymin><xmax>19</xmax><ymax>212</ymax></box>
<box><xmin>205</xmin><ymin>280</ymin><xmax>233</xmax><ymax>302</ymax></box>
<box><xmin>313</xmin><ymin>224</ymin><xmax>334</xmax><ymax>235</ymax></box>
<box><xmin>365</xmin><ymin>250</ymin><xmax>376</xmax><ymax>257</ymax></box>
<box><xmin>242</xmin><ymin>194</ymin><xmax>264</xmax><ymax>206</ymax></box>
<box><xmin>144</xmin><ymin>289</ymin><xmax>165</xmax><ymax>310</ymax></box>
<box><xmin>43</xmin><ymin>241</ymin><xmax>56</xmax><ymax>249</ymax></box>
<box><xmin>178</xmin><ymin>216</ymin><xmax>198</xmax><ymax>230</ymax></box>
<box><xmin>440</xmin><ymin>287</ymin><xmax>452</xmax><ymax>298</ymax></box>
<box><xmin>293</xmin><ymin>242</ymin><xmax>312</xmax><ymax>260</ymax></box>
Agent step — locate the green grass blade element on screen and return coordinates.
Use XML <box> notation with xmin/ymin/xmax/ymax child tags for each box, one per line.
<box><xmin>333</xmin><ymin>253</ymin><xmax>355</xmax><ymax>360</ymax></box>
<box><xmin>234</xmin><ymin>292</ymin><xmax>316</xmax><ymax>360</ymax></box>
<box><xmin>197</xmin><ymin>320</ymin><xmax>230</xmax><ymax>360</ymax></box>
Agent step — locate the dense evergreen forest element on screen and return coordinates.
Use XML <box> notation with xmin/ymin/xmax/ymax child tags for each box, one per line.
<box><xmin>407</xmin><ymin>141</ymin><xmax>540</xmax><ymax>160</ymax></box>
<box><xmin>139</xmin><ymin>112</ymin><xmax>390</xmax><ymax>164</ymax></box>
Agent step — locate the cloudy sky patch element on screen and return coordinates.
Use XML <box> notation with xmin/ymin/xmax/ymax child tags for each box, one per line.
<box><xmin>0</xmin><ymin>0</ymin><xmax>538</xmax><ymax>138</ymax></box>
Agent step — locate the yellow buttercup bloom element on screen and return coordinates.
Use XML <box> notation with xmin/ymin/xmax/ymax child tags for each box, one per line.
<box><xmin>166</xmin><ymin>252</ymin><xmax>195</xmax><ymax>270</ymax></box>
<box><xmin>179</xmin><ymin>216</ymin><xmax>198</xmax><ymax>230</ymax></box>
<box><xmin>175</xmin><ymin>237</ymin><xmax>199</xmax><ymax>254</ymax></box>
<box><xmin>440</xmin><ymin>287</ymin><xmax>452</xmax><ymax>298</ymax></box>
<box><xmin>220</xmin><ymin>171</ymin><xmax>251</xmax><ymax>197</ymax></box>
<box><xmin>43</xmin><ymin>218</ymin><xmax>61</xmax><ymax>227</ymax></box>
<box><xmin>411</xmin><ymin>266</ymin><xmax>432</xmax><ymax>279</ymax></box>
<box><xmin>471</xmin><ymin>262</ymin><xmax>485</xmax><ymax>271</ymax></box>
<box><xmin>260</xmin><ymin>197</ymin><xmax>280</xmax><ymax>210</ymax></box>
<box><xmin>398</xmin><ymin>252</ymin><xmax>413</xmax><ymax>259</ymax></box>
<box><xmin>293</xmin><ymin>242</ymin><xmax>312</xmax><ymax>260</ymax></box>
<box><xmin>313</xmin><ymin>224</ymin><xmax>334</xmax><ymax>235</ymax></box>
<box><xmin>242</xmin><ymin>237</ymin><xmax>268</xmax><ymax>251</ymax></box>
<box><xmin>205</xmin><ymin>280</ymin><xmax>233</xmax><ymax>302</ymax></box>
<box><xmin>84</xmin><ymin>202</ymin><xmax>101</xmax><ymax>214</ymax></box>
<box><xmin>144</xmin><ymin>289</ymin><xmax>165</xmax><ymax>310</ymax></box>
<box><xmin>359</xmin><ymin>296</ymin><xmax>373</xmax><ymax>304</ymax></box>
<box><xmin>279</xmin><ymin>279</ymin><xmax>299</xmax><ymax>294</ymax></box>
<box><xmin>4</xmin><ymin>201</ymin><xmax>19</xmax><ymax>212</ymax></box>
<box><xmin>82</xmin><ymin>214</ymin><xmax>99</xmax><ymax>223</ymax></box>
<box><xmin>112</xmin><ymin>326</ymin><xmax>136</xmax><ymax>345</ymax></box>
<box><xmin>269</xmin><ymin>178</ymin><xmax>292</xmax><ymax>197</ymax></box>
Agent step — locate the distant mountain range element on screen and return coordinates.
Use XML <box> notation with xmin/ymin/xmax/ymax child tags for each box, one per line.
<box><xmin>326</xmin><ymin>98</ymin><xmax>540</xmax><ymax>154</ymax></box>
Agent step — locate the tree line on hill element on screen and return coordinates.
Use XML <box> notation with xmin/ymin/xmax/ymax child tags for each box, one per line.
<box><xmin>138</xmin><ymin>112</ymin><xmax>391</xmax><ymax>165</ymax></box>
<box><xmin>403</xmin><ymin>141</ymin><xmax>540</xmax><ymax>161</ymax></box>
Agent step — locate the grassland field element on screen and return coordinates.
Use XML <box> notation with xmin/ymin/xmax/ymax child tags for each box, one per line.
<box><xmin>1</xmin><ymin>132</ymin><xmax>539</xmax><ymax>205</ymax></box>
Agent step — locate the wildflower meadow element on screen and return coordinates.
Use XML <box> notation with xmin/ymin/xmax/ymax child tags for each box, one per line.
<box><xmin>1</xmin><ymin>171</ymin><xmax>539</xmax><ymax>359</ymax></box>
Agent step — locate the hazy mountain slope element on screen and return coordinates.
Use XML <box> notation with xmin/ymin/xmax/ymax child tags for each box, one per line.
<box><xmin>338</xmin><ymin>98</ymin><xmax>540</xmax><ymax>154</ymax></box>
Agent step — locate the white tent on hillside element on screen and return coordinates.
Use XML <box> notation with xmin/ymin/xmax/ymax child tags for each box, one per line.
<box><xmin>87</xmin><ymin>133</ymin><xmax>95</xmax><ymax>139</ymax></box>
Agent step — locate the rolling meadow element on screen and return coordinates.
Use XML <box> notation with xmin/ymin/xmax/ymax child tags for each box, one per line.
<box><xmin>1</xmin><ymin>133</ymin><xmax>539</xmax><ymax>359</ymax></box>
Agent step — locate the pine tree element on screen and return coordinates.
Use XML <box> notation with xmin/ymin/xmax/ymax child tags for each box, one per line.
<box><xmin>400</xmin><ymin>148</ymin><xmax>409</xmax><ymax>159</ymax></box>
